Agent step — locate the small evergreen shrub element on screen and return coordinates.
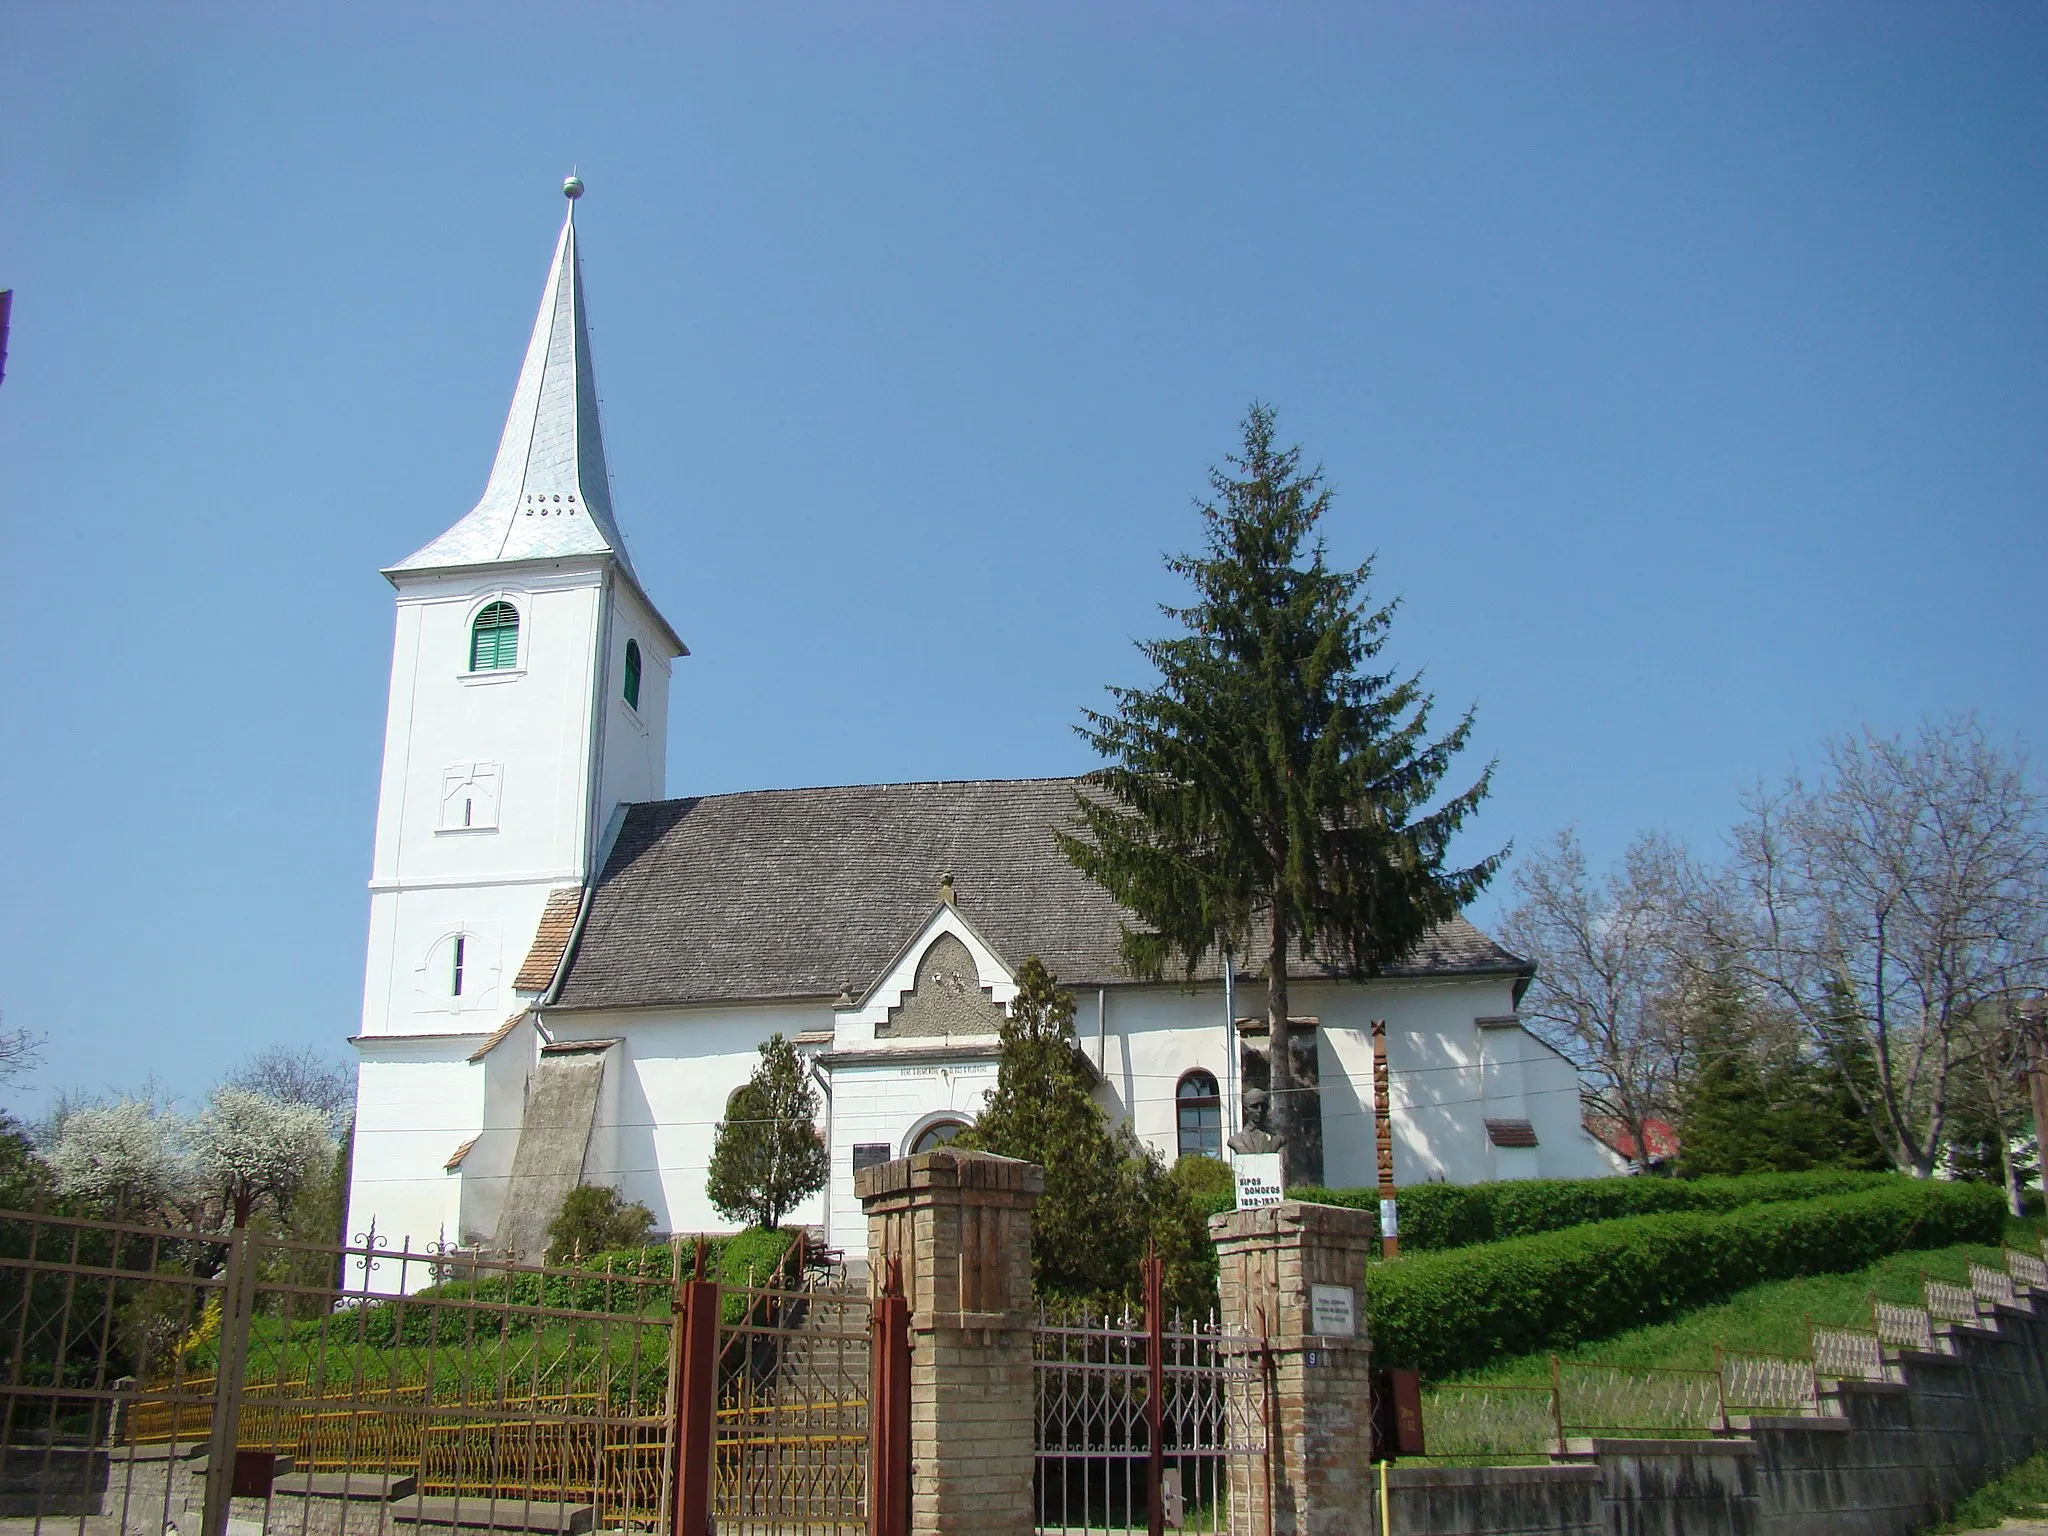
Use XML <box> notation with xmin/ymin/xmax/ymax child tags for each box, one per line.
<box><xmin>546</xmin><ymin>1185</ymin><xmax>655</xmax><ymax>1263</ymax></box>
<box><xmin>1291</xmin><ymin>1169</ymin><xmax>1896</xmax><ymax>1252</ymax></box>
<box><xmin>1170</xmin><ymin>1155</ymin><xmax>1237</xmax><ymax>1220</ymax></box>
<box><xmin>1368</xmin><ymin>1178</ymin><xmax>2005</xmax><ymax>1379</ymax></box>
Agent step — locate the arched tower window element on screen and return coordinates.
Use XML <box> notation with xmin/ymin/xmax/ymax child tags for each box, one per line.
<box><xmin>470</xmin><ymin>601</ymin><xmax>520</xmax><ymax>671</ymax></box>
<box><xmin>623</xmin><ymin>639</ymin><xmax>642</xmax><ymax>710</ymax></box>
<box><xmin>1176</xmin><ymin>1070</ymin><xmax>1222</xmax><ymax>1160</ymax></box>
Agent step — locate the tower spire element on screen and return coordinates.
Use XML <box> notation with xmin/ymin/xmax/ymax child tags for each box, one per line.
<box><xmin>390</xmin><ymin>176</ymin><xmax>637</xmax><ymax>579</ymax></box>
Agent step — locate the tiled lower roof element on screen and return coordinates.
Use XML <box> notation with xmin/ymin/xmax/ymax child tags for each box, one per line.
<box><xmin>514</xmin><ymin>888</ymin><xmax>585</xmax><ymax>993</ymax></box>
<box><xmin>467</xmin><ymin>1010</ymin><xmax>530</xmax><ymax>1062</ymax></box>
<box><xmin>553</xmin><ymin>778</ymin><xmax>1529</xmax><ymax>1012</ymax></box>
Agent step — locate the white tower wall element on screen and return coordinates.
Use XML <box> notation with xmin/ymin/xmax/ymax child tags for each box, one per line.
<box><xmin>346</xmin><ymin>188</ymin><xmax>683</xmax><ymax>1277</ymax></box>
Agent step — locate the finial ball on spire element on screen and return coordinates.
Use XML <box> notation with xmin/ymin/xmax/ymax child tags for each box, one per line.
<box><xmin>562</xmin><ymin>175</ymin><xmax>585</xmax><ymax>200</ymax></box>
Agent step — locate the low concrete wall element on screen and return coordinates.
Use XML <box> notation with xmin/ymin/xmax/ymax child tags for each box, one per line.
<box><xmin>0</xmin><ymin>1446</ymin><xmax>109</xmax><ymax>1516</ymax></box>
<box><xmin>1384</xmin><ymin>1289</ymin><xmax>2048</xmax><ymax>1536</ymax></box>
<box><xmin>1385</xmin><ymin>1464</ymin><xmax>1601</xmax><ymax>1535</ymax></box>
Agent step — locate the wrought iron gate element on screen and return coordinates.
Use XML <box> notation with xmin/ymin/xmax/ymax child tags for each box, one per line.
<box><xmin>699</xmin><ymin>1254</ymin><xmax>881</xmax><ymax>1536</ymax></box>
<box><xmin>1032</xmin><ymin>1261</ymin><xmax>1266</xmax><ymax>1536</ymax></box>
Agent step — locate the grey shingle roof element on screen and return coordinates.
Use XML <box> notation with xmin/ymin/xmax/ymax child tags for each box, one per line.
<box><xmin>551</xmin><ymin>777</ymin><xmax>1530</xmax><ymax>1011</ymax></box>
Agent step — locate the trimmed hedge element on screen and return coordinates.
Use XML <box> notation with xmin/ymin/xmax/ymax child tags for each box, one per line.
<box><xmin>1291</xmin><ymin>1170</ymin><xmax>1896</xmax><ymax>1253</ymax></box>
<box><xmin>1368</xmin><ymin>1177</ymin><xmax>2005</xmax><ymax>1379</ymax></box>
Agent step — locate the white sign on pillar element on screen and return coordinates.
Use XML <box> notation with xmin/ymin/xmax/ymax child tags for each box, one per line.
<box><xmin>1234</xmin><ymin>1153</ymin><xmax>1283</xmax><ymax>1210</ymax></box>
<box><xmin>1309</xmin><ymin>1283</ymin><xmax>1357</xmax><ymax>1338</ymax></box>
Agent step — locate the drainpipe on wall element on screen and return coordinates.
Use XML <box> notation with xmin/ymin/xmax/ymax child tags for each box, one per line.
<box><xmin>810</xmin><ymin>1057</ymin><xmax>834</xmax><ymax>1249</ymax></box>
<box><xmin>1096</xmin><ymin>988</ymin><xmax>1108</xmax><ymax>1083</ymax></box>
<box><xmin>1222</xmin><ymin>953</ymin><xmax>1237</xmax><ymax>1162</ymax></box>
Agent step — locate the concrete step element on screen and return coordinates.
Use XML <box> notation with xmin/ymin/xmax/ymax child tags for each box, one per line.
<box><xmin>110</xmin><ymin>1442</ymin><xmax>205</xmax><ymax>1462</ymax></box>
<box><xmin>387</xmin><ymin>1495</ymin><xmax>595</xmax><ymax>1534</ymax></box>
<box><xmin>272</xmin><ymin>1472</ymin><xmax>417</xmax><ymax>1501</ymax></box>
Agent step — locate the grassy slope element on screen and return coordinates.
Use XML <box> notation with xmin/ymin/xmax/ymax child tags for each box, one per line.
<box><xmin>1447</xmin><ymin>1214</ymin><xmax>2045</xmax><ymax>1386</ymax></box>
<box><xmin>1929</xmin><ymin>1445</ymin><xmax>2048</xmax><ymax>1532</ymax></box>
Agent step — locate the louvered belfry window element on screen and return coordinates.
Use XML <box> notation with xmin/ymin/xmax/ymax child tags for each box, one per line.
<box><xmin>470</xmin><ymin>601</ymin><xmax>520</xmax><ymax>671</ymax></box>
<box><xmin>623</xmin><ymin>639</ymin><xmax>642</xmax><ymax>710</ymax></box>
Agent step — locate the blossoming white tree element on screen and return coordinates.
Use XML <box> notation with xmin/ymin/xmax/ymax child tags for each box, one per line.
<box><xmin>46</xmin><ymin>1099</ymin><xmax>188</xmax><ymax>1216</ymax></box>
<box><xmin>190</xmin><ymin>1086</ymin><xmax>335</xmax><ymax>1228</ymax></box>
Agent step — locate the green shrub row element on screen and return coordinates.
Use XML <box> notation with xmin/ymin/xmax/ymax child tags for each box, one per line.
<box><xmin>298</xmin><ymin>1228</ymin><xmax>799</xmax><ymax>1349</ymax></box>
<box><xmin>1368</xmin><ymin>1178</ymin><xmax>2006</xmax><ymax>1379</ymax></box>
<box><xmin>1292</xmin><ymin>1169</ymin><xmax>1896</xmax><ymax>1252</ymax></box>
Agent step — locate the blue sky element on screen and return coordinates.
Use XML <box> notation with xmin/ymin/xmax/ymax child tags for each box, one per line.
<box><xmin>2</xmin><ymin>4</ymin><xmax>2043</xmax><ymax>1114</ymax></box>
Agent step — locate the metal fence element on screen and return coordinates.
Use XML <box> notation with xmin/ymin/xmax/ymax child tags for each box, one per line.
<box><xmin>1033</xmin><ymin>1261</ymin><xmax>1266</xmax><ymax>1536</ymax></box>
<box><xmin>1416</xmin><ymin>1251</ymin><xmax>2048</xmax><ymax>1460</ymax></box>
<box><xmin>0</xmin><ymin>1209</ymin><xmax>679</xmax><ymax>1536</ymax></box>
<box><xmin>0</xmin><ymin>1209</ymin><xmax>898</xmax><ymax>1536</ymax></box>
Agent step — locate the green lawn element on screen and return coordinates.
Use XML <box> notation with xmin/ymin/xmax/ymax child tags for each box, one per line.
<box><xmin>1445</xmin><ymin>1214</ymin><xmax>2045</xmax><ymax>1386</ymax></box>
<box><xmin>1927</xmin><ymin>1446</ymin><xmax>2048</xmax><ymax>1532</ymax></box>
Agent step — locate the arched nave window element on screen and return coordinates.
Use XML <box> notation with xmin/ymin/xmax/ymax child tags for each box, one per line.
<box><xmin>1176</xmin><ymin>1070</ymin><xmax>1222</xmax><ymax>1160</ymax></box>
<box><xmin>623</xmin><ymin>639</ymin><xmax>642</xmax><ymax>710</ymax></box>
<box><xmin>910</xmin><ymin>1119</ymin><xmax>967</xmax><ymax>1155</ymax></box>
<box><xmin>470</xmin><ymin>601</ymin><xmax>520</xmax><ymax>671</ymax></box>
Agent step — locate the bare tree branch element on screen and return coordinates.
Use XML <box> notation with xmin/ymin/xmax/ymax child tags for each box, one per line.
<box><xmin>1727</xmin><ymin>716</ymin><xmax>2048</xmax><ymax>1176</ymax></box>
<box><xmin>1500</xmin><ymin>828</ymin><xmax>1698</xmax><ymax>1169</ymax></box>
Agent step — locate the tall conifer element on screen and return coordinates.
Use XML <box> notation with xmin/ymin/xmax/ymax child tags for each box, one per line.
<box><xmin>1062</xmin><ymin>406</ymin><xmax>1501</xmax><ymax>1181</ymax></box>
<box><xmin>962</xmin><ymin>957</ymin><xmax>1213</xmax><ymax>1311</ymax></box>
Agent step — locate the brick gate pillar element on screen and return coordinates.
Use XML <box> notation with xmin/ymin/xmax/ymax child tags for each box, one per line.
<box><xmin>1211</xmin><ymin>1202</ymin><xmax>1377</xmax><ymax>1536</ymax></box>
<box><xmin>857</xmin><ymin>1148</ymin><xmax>1044</xmax><ymax>1536</ymax></box>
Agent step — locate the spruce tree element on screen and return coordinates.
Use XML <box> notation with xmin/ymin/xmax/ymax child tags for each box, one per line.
<box><xmin>1063</xmin><ymin>405</ymin><xmax>1501</xmax><ymax>1182</ymax></box>
<box><xmin>1675</xmin><ymin>969</ymin><xmax>1784</xmax><ymax>1177</ymax></box>
<box><xmin>1675</xmin><ymin>963</ymin><xmax>1889</xmax><ymax>1176</ymax></box>
<box><xmin>706</xmin><ymin>1034</ymin><xmax>828</xmax><ymax>1231</ymax></box>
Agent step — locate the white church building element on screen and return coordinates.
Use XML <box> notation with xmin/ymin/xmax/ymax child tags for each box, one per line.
<box><xmin>345</xmin><ymin>183</ymin><xmax>1615</xmax><ymax>1270</ymax></box>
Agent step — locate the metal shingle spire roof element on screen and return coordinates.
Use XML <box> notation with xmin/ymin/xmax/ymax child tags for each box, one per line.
<box><xmin>390</xmin><ymin>176</ymin><xmax>639</xmax><ymax>580</ymax></box>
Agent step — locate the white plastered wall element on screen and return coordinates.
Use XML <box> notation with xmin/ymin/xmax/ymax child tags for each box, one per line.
<box><xmin>361</xmin><ymin>561</ymin><xmax>611</xmax><ymax>1043</ymax></box>
<box><xmin>533</xmin><ymin>1003</ymin><xmax>833</xmax><ymax>1238</ymax></box>
<box><xmin>824</xmin><ymin>1056</ymin><xmax>1002</xmax><ymax>1259</ymax></box>
<box><xmin>1089</xmin><ymin>974</ymin><xmax>1618</xmax><ymax>1188</ymax></box>
<box><xmin>592</xmin><ymin>580</ymin><xmax>676</xmax><ymax>836</ymax></box>
<box><xmin>457</xmin><ymin>1017</ymin><xmax>537</xmax><ymax>1246</ymax></box>
<box><xmin>347</xmin><ymin>1035</ymin><xmax>483</xmax><ymax>1290</ymax></box>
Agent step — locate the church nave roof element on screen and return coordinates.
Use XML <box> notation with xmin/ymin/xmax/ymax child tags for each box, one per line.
<box><xmin>549</xmin><ymin>776</ymin><xmax>1530</xmax><ymax>1012</ymax></box>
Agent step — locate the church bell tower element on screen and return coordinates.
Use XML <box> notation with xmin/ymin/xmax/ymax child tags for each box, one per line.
<box><xmin>347</xmin><ymin>179</ymin><xmax>684</xmax><ymax>1254</ymax></box>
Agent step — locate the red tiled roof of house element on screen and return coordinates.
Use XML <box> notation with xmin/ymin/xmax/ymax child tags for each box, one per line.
<box><xmin>1585</xmin><ymin>1115</ymin><xmax>1681</xmax><ymax>1162</ymax></box>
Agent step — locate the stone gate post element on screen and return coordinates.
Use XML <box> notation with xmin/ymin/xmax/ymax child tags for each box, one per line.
<box><xmin>856</xmin><ymin>1148</ymin><xmax>1044</xmax><ymax>1536</ymax></box>
<box><xmin>1211</xmin><ymin>1201</ymin><xmax>1377</xmax><ymax>1536</ymax></box>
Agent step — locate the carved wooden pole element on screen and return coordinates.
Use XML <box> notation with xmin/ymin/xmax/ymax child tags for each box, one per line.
<box><xmin>1370</xmin><ymin>1019</ymin><xmax>1398</xmax><ymax>1260</ymax></box>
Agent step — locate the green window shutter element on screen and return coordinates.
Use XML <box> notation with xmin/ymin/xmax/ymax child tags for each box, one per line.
<box><xmin>470</xmin><ymin>602</ymin><xmax>520</xmax><ymax>671</ymax></box>
<box><xmin>623</xmin><ymin>640</ymin><xmax>642</xmax><ymax>710</ymax></box>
